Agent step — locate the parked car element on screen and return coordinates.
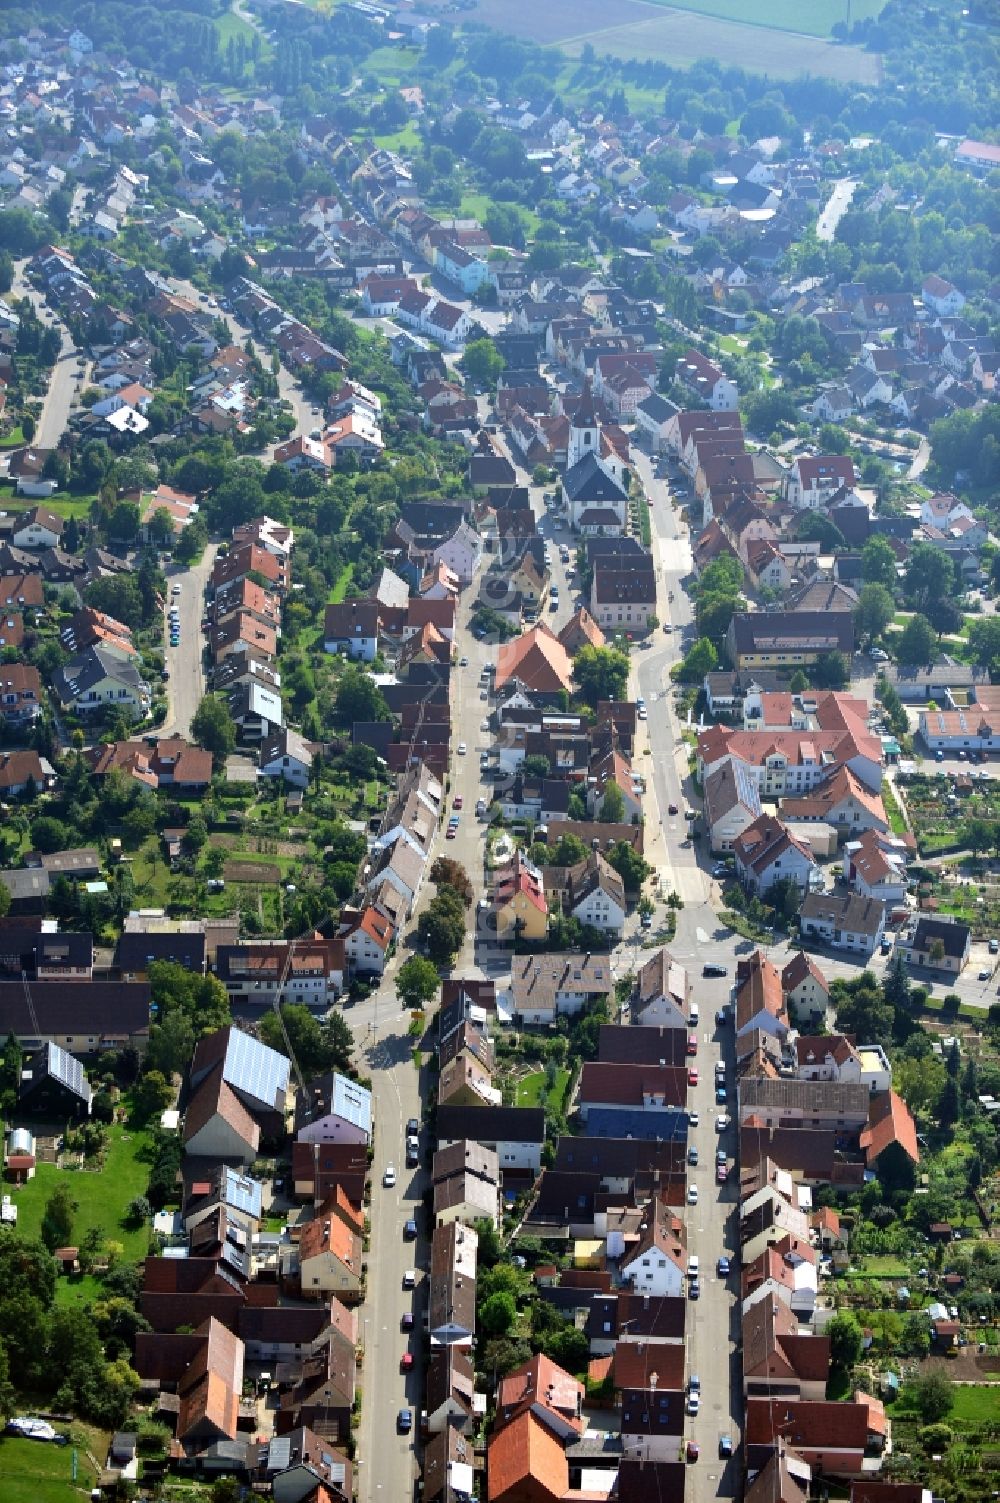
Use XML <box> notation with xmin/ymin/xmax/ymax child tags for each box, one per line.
<box><xmin>383</xmin><ymin>1166</ymin><xmax>397</xmax><ymax>1188</ymax></box>
<box><xmin>398</xmin><ymin>1408</ymin><xmax>412</xmax><ymax>1433</ymax></box>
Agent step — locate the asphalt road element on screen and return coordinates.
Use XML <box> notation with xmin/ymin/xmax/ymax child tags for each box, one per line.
<box><xmin>11</xmin><ymin>258</ymin><xmax>84</xmax><ymax>450</ymax></box>
<box><xmin>816</xmin><ymin>177</ymin><xmax>857</xmax><ymax>242</ymax></box>
<box><xmin>161</xmin><ymin>544</ymin><xmax>218</xmax><ymax>738</ymax></box>
<box><xmin>170</xmin><ymin>275</ymin><xmax>326</xmax><ymax>453</ymax></box>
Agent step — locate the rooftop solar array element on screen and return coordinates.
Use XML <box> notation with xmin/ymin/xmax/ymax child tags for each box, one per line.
<box><xmin>45</xmin><ymin>1041</ymin><xmax>93</xmax><ymax>1104</ymax></box>
<box><xmin>223</xmin><ymin>1027</ymin><xmax>290</xmax><ymax>1112</ymax></box>
<box><xmin>332</xmin><ymin>1073</ymin><xmax>372</xmax><ymax>1133</ymax></box>
<box><xmin>223</xmin><ymin>1167</ymin><xmax>263</xmax><ymax>1219</ymax></box>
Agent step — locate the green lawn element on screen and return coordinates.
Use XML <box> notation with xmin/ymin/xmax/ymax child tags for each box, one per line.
<box><xmin>645</xmin><ymin>0</ymin><xmax>883</xmax><ymax>38</ymax></box>
<box><xmin>0</xmin><ymin>424</ymin><xmax>25</xmax><ymax>449</ymax></box>
<box><xmin>329</xmin><ymin>563</ymin><xmax>355</xmax><ymax>604</ymax></box>
<box><xmin>0</xmin><ymin>1433</ymin><xmax>103</xmax><ymax>1502</ymax></box>
<box><xmin>13</xmin><ymin>1125</ymin><xmax>153</xmax><ymax>1261</ymax></box>
<box><xmin>215</xmin><ymin>8</ymin><xmax>262</xmax><ymax>49</ymax></box>
<box><xmin>517</xmin><ymin>1068</ymin><xmax>570</xmax><ymax>1109</ymax></box>
<box><xmin>950</xmin><ymin>1383</ymin><xmax>1000</xmax><ymax>1426</ymax></box>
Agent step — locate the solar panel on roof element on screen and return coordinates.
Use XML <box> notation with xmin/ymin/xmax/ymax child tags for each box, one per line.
<box><xmin>45</xmin><ymin>1042</ymin><xmax>91</xmax><ymax>1102</ymax></box>
<box><xmin>223</xmin><ymin>1167</ymin><xmax>263</xmax><ymax>1218</ymax></box>
<box><xmin>267</xmin><ymin>1436</ymin><xmax>291</xmax><ymax>1471</ymax></box>
<box><xmin>223</xmin><ymin>1028</ymin><xmax>290</xmax><ymax>1111</ymax></box>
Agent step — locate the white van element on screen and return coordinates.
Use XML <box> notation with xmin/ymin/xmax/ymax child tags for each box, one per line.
<box><xmin>689</xmin><ymin>1002</ymin><xmax>700</xmax><ymax>1025</ymax></box>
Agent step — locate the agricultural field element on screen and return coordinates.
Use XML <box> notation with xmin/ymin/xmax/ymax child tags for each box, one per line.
<box><xmin>644</xmin><ymin>0</ymin><xmax>885</xmax><ymax>38</ymax></box>
<box><xmin>421</xmin><ymin>0</ymin><xmax>882</xmax><ymax>83</ymax></box>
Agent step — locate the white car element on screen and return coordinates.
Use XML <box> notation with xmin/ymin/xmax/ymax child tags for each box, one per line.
<box><xmin>480</xmin><ymin>720</ymin><xmax>489</xmax><ymax>731</ymax></box>
<box><xmin>687</xmin><ymin>1184</ymin><xmax>699</xmax><ymax>1205</ymax></box>
<box><xmin>170</xmin><ymin>584</ymin><xmax>182</xmax><ymax>596</ymax></box>
<box><xmin>688</xmin><ymin>1111</ymin><xmax>699</xmax><ymax>1127</ymax></box>
<box><xmin>687</xmin><ymin>1255</ymin><xmax>699</xmax><ymax>1277</ymax></box>
<box><xmin>686</xmin><ymin>1392</ymin><xmax>700</xmax><ymax>1416</ymax></box>
<box><xmin>383</xmin><ymin>1165</ymin><xmax>397</xmax><ymax>1188</ymax></box>
<box><xmin>716</xmin><ymin>1114</ymin><xmax>730</xmax><ymax>1131</ymax></box>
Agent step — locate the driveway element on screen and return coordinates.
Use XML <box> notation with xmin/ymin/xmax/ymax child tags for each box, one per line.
<box><xmin>161</xmin><ymin>544</ymin><xmax>218</xmax><ymax>738</ymax></box>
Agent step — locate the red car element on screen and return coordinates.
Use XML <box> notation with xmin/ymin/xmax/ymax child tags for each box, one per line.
<box><xmin>686</xmin><ymin>1032</ymin><xmax>698</xmax><ymax>1056</ymax></box>
<box><xmin>688</xmin><ymin>1067</ymin><xmax>699</xmax><ymax>1086</ymax></box>
<box><xmin>717</xmin><ymin>1163</ymin><xmax>729</xmax><ymax>1183</ymax></box>
<box><xmin>686</xmin><ymin>1440</ymin><xmax>700</xmax><ymax>1463</ymax></box>
<box><xmin>446</xmin><ymin>825</ymin><xmax>457</xmax><ymax>839</ymax></box>
<box><xmin>453</xmin><ymin>795</ymin><xmax>463</xmax><ymax>810</ymax></box>
<box><xmin>400</xmin><ymin>1352</ymin><xmax>414</xmax><ymax>1372</ymax></box>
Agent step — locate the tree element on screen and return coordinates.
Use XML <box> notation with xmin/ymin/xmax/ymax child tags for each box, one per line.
<box><xmin>29</xmin><ymin>814</ymin><xmax>70</xmax><ymax>853</ymax></box>
<box><xmin>812</xmin><ymin>650</ymin><xmax>849</xmax><ymax>689</ymax></box>
<box><xmin>606</xmin><ymin>841</ymin><xmax>650</xmax><ymax>891</ymax></box>
<box><xmin>144</xmin><ymin>1007</ymin><xmax>195</xmax><ymax>1080</ymax></box>
<box><xmin>148</xmin><ymin>962</ymin><xmax>231</xmax><ymax>1038</ymax></box>
<box><xmin>896</xmin><ymin>614</ymin><xmax>937</xmax><ymax>667</ymax></box>
<box><xmin>418</xmin><ymin>891</ymin><xmax>466</xmax><ymax>964</ymax></box>
<box><xmin>41</xmin><ymin>1182</ymin><xmax>76</xmax><ymax>1252</ymax></box>
<box><xmin>479</xmin><ymin>1290</ymin><xmax>516</xmax><ymax>1336</ymax></box>
<box><xmin>0</xmin><ymin>1335</ymin><xmax>14</xmax><ymax>1426</ymax></box>
<box><xmin>967</xmin><ymin>617</ymin><xmax>1000</xmax><ymax>675</ymax></box>
<box><xmin>322</xmin><ymin>1011</ymin><xmax>354</xmax><ymax>1075</ymax></box>
<box><xmin>912</xmin><ymin>1372</ymin><xmax>954</xmax><ymax>1424</ymax></box>
<box><xmin>124</xmin><ymin>1195</ymin><xmax>153</xmax><ymax>1230</ymax></box>
<box><xmin>854</xmin><ymin>583</ymin><xmax>895</xmax><ymax>642</ymax></box>
<box><xmin>396</xmin><ymin>956</ymin><xmax>440</xmax><ymax>1009</ymax></box>
<box><xmin>905</xmin><ymin>544</ymin><xmax>955</xmax><ymax>612</ymax></box>
<box><xmin>522</xmin><ymin>754</ymin><xmax>551</xmax><ymax>780</ymax></box>
<box><xmin>191</xmin><ymin>694</ymin><xmax>236</xmax><ymax>766</ymax></box>
<box><xmin>599</xmin><ymin>781</ymin><xmax>625</xmax><ymax>823</ymax></box>
<box><xmin>676</xmin><ymin>637</ymin><xmax>718</xmax><ymax>684</ymax></box>
<box><xmin>461</xmin><ymin>338</ymin><xmax>504</xmax><ymax>387</ymax></box>
<box><xmin>334</xmin><ymin>665</ymin><xmax>389</xmax><ymax>725</ymax></box>
<box><xmin>884</xmin><ymin>950</ymin><xmax>911</xmax><ymax>1013</ymax></box>
<box><xmin>429</xmin><ymin>858</ymin><xmax>474</xmax><ymax>906</ymax></box>
<box><xmin>827</xmin><ymin>1311</ymin><xmax>864</xmax><ymax>1375</ymax></box>
<box><xmin>862</xmin><ymin>535</ymin><xmax>899</xmax><ymax>590</ymax></box>
<box><xmin>131</xmin><ymin>1070</ymin><xmax>173</xmax><ymax>1125</ymax></box>
<box><xmin>548</xmin><ymin>833</ymin><xmax>588</xmax><ymax>867</ymax></box>
<box><xmin>258</xmin><ymin>1004</ymin><xmax>329</xmax><ymax>1079</ymax></box>
<box><xmin>572</xmin><ymin>645</ymin><xmax>630</xmax><ymax>707</ymax></box>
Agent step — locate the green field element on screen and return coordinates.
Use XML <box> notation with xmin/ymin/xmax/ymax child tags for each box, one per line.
<box><xmin>517</xmin><ymin>1067</ymin><xmax>570</xmax><ymax>1109</ymax></box>
<box><xmin>12</xmin><ymin>1125</ymin><xmax>153</xmax><ymax>1262</ymax></box>
<box><xmin>949</xmin><ymin>1384</ymin><xmax>1000</xmax><ymax>1426</ymax></box>
<box><xmin>647</xmin><ymin>0</ymin><xmax>884</xmax><ymax>39</ymax></box>
<box><xmin>0</xmin><ymin>1435</ymin><xmax>103</xmax><ymax>1503</ymax></box>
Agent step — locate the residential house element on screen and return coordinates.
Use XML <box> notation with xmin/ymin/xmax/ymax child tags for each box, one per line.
<box><xmin>632</xmin><ymin>948</ymin><xmax>690</xmax><ymax>1028</ymax></box>
<box><xmin>432</xmin><ymin>1140</ymin><xmax>501</xmax><ymax>1229</ymax></box>
<box><xmin>743</xmin><ymin>1297</ymin><xmax>831</xmax><ymax>1400</ymax></box>
<box><xmin>296</xmin><ymin>1073</ymin><xmax>372</xmax><ymax>1147</ymax></box>
<box><xmin>562</xmin><ymin>852</ymin><xmax>627</xmax><ymax>937</ymax></box>
<box><xmin>704</xmin><ymin>757</ymin><xmax>763</xmax><ymax>852</ymax></box>
<box><xmin>295</xmin><ymin>1191</ymin><xmax>364</xmax><ymax>1302</ymax></box>
<box><xmin>844</xmin><ymin>830</ymin><xmax>909</xmax><ymax>904</ymax></box>
<box><xmin>428</xmin><ymin>1220</ymin><xmax>477</xmax><ymax>1347</ymax></box>
<box><xmin>798</xmin><ymin>892</ymin><xmax>886</xmax><ymax>956</ymax></box>
<box><xmin>323</xmin><ymin>599</ymin><xmax>380</xmax><ymax>659</ymax></box>
<box><xmin>733</xmin><ymin>815</ymin><xmax>817</xmax><ymax>897</ymax></box>
<box><xmin>18</xmin><ymin>1042</ymin><xmax>92</xmax><ymax>1120</ymax></box>
<box><xmin>620</xmin><ymin>1198</ymin><xmax>687</xmax><ymax>1297</ymax></box>
<box><xmin>905</xmin><ymin>915</ymin><xmax>970</xmax><ymax>974</ymax></box>
<box><xmin>54</xmin><ymin>646</ymin><xmax>151</xmax><ymax>718</ymax></box>
<box><xmin>781</xmin><ymin>952</ymin><xmax>830</xmax><ymax>1029</ymax></box>
<box><xmin>503</xmin><ymin>953</ymin><xmax>614</xmax><ymax>1027</ymax></box>
<box><xmin>742</xmin><ymin>1236</ymin><xmax>819</xmax><ymax>1320</ymax></box>
<box><xmin>860</xmin><ymin>1090</ymin><xmax>920</xmax><ymax>1175</ymax></box>
<box><xmin>494</xmin><ymin>851</ymin><xmax>548</xmax><ymax>942</ymax></box>
<box><xmin>785</xmin><ymin>455</ymin><xmax>857</xmax><ymax>510</ymax></box>
<box><xmin>735</xmin><ymin>952</ymin><xmax>791</xmax><ymax>1041</ymax></box>
<box><xmin>436</xmin><ymin>1106</ymin><xmax>545</xmax><ymax>1175</ymax></box>
<box><xmin>727</xmin><ymin>611</ymin><xmax>854</xmax><ymax>669</ymax></box>
<box><xmin>745</xmin><ymin>1396</ymin><xmax>886</xmax><ymax>1478</ymax></box>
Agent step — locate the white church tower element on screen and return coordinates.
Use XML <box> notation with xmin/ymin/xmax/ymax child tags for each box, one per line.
<box><xmin>566</xmin><ymin>378</ymin><xmax>600</xmax><ymax>471</ymax></box>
